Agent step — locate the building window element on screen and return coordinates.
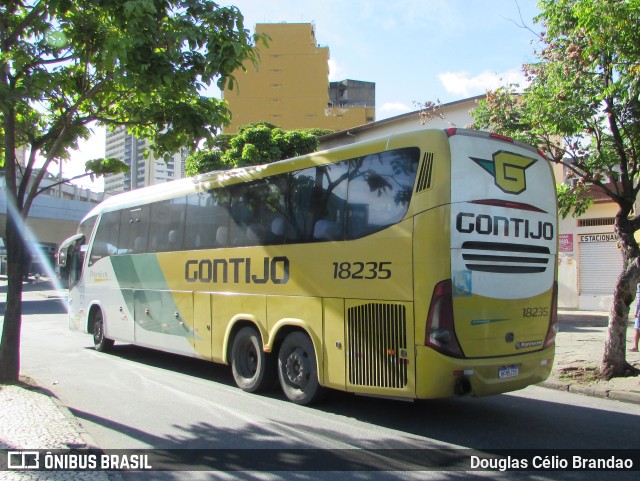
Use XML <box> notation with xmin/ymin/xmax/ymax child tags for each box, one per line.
<box><xmin>578</xmin><ymin>218</ymin><xmax>615</xmax><ymax>227</ymax></box>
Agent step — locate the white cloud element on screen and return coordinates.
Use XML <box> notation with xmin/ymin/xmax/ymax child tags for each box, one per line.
<box><xmin>438</xmin><ymin>69</ymin><xmax>526</xmax><ymax>97</ymax></box>
<box><xmin>328</xmin><ymin>59</ymin><xmax>347</xmax><ymax>81</ymax></box>
<box><xmin>379</xmin><ymin>102</ymin><xmax>414</xmax><ymax>118</ymax></box>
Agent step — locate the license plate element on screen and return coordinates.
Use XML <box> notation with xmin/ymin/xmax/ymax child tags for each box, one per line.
<box><xmin>499</xmin><ymin>365</ymin><xmax>519</xmax><ymax>379</ymax></box>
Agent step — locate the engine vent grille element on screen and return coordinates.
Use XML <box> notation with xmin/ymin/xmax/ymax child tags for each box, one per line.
<box><xmin>461</xmin><ymin>241</ymin><xmax>550</xmax><ymax>274</ymax></box>
<box><xmin>347</xmin><ymin>303</ymin><xmax>408</xmax><ymax>388</ymax></box>
<box><xmin>415</xmin><ymin>152</ymin><xmax>434</xmax><ymax>192</ymax></box>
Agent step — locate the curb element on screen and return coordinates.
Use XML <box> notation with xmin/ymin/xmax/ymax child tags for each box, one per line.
<box><xmin>35</xmin><ymin>386</ymin><xmax>97</xmax><ymax>452</ymax></box>
<box><xmin>539</xmin><ymin>380</ymin><xmax>640</xmax><ymax>405</ymax></box>
<box><xmin>13</xmin><ymin>378</ymin><xmax>100</xmax><ymax>451</ymax></box>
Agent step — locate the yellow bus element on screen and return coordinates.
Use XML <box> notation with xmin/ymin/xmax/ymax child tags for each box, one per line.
<box><xmin>58</xmin><ymin>128</ymin><xmax>558</xmax><ymax>405</ymax></box>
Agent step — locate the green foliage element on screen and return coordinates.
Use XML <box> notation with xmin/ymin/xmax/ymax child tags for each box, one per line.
<box><xmin>1</xmin><ymin>0</ymin><xmax>265</xmax><ymax>206</ymax></box>
<box><xmin>472</xmin><ymin>0</ymin><xmax>640</xmax><ymax>220</ymax></box>
<box><xmin>183</xmin><ymin>150</ymin><xmax>227</xmax><ymax>177</ymax></box>
<box><xmin>556</xmin><ymin>183</ymin><xmax>593</xmax><ymax>219</ymax></box>
<box><xmin>470</xmin><ymin>0</ymin><xmax>640</xmax><ymax>376</ymax></box>
<box><xmin>302</xmin><ymin>128</ymin><xmax>334</xmax><ymax>138</ymax></box>
<box><xmin>84</xmin><ymin>157</ymin><xmax>130</xmax><ymax>180</ymax></box>
<box><xmin>0</xmin><ymin>0</ymin><xmax>266</xmax><ymax>382</ymax></box>
<box><xmin>185</xmin><ymin>123</ymin><xmax>327</xmax><ymax>175</ymax></box>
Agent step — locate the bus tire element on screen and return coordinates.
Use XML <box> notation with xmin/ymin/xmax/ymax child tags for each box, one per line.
<box><xmin>231</xmin><ymin>327</ymin><xmax>276</xmax><ymax>393</ymax></box>
<box><xmin>92</xmin><ymin>309</ymin><xmax>114</xmax><ymax>352</ymax></box>
<box><xmin>277</xmin><ymin>331</ymin><xmax>326</xmax><ymax>405</ymax></box>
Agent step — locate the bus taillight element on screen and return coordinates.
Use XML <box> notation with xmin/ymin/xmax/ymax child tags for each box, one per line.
<box><xmin>425</xmin><ymin>280</ymin><xmax>465</xmax><ymax>358</ymax></box>
<box><xmin>543</xmin><ymin>281</ymin><xmax>559</xmax><ymax>349</ymax></box>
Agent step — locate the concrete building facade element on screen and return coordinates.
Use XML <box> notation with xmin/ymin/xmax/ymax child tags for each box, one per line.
<box><xmin>224</xmin><ymin>23</ymin><xmax>375</xmax><ymax>133</ymax></box>
<box><xmin>104</xmin><ymin>126</ymin><xmax>187</xmax><ymax>195</ymax></box>
<box><xmin>0</xmin><ymin>174</ymin><xmax>102</xmax><ymax>274</ymax></box>
<box><xmin>329</xmin><ymin>79</ymin><xmax>375</xmax><ymax>112</ymax></box>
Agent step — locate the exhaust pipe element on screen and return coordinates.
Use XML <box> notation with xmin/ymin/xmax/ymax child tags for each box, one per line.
<box><xmin>455</xmin><ymin>377</ymin><xmax>472</xmax><ymax>396</ymax></box>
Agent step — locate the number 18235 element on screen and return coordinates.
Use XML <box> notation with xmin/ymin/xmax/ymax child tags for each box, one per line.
<box><xmin>332</xmin><ymin>261</ymin><xmax>392</xmax><ymax>280</ymax></box>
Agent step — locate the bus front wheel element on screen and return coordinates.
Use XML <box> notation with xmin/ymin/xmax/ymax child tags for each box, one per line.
<box><xmin>277</xmin><ymin>331</ymin><xmax>326</xmax><ymax>405</ymax></box>
<box><xmin>231</xmin><ymin>327</ymin><xmax>276</xmax><ymax>393</ymax></box>
<box><xmin>92</xmin><ymin>309</ymin><xmax>114</xmax><ymax>352</ymax></box>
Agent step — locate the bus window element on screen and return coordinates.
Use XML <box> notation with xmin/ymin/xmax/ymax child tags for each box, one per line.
<box><xmin>288</xmin><ymin>170</ymin><xmax>314</xmax><ymax>242</ymax></box>
<box><xmin>184</xmin><ymin>190</ymin><xmax>229</xmax><ymax>250</ymax></box>
<box><xmin>346</xmin><ymin>148</ymin><xmax>419</xmax><ymax>239</ymax></box>
<box><xmin>261</xmin><ymin>174</ymin><xmax>289</xmax><ymax>245</ymax></box>
<box><xmin>119</xmin><ymin>206</ymin><xmax>150</xmax><ymax>254</ymax></box>
<box><xmin>89</xmin><ymin>211</ymin><xmax>121</xmax><ymax>264</ymax></box>
<box><xmin>228</xmin><ymin>186</ymin><xmax>251</xmax><ymax>247</ymax></box>
<box><xmin>148</xmin><ymin>198</ymin><xmax>186</xmax><ymax>252</ymax></box>
<box><xmin>229</xmin><ymin>176</ymin><xmax>289</xmax><ymax>247</ymax></box>
<box><xmin>290</xmin><ymin>161</ymin><xmax>349</xmax><ymax>242</ymax></box>
<box><xmin>78</xmin><ymin>215</ymin><xmax>97</xmax><ymax>241</ymax></box>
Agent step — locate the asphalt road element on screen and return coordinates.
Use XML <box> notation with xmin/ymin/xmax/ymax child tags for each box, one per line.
<box><xmin>11</xmin><ymin>297</ymin><xmax>640</xmax><ymax>480</ymax></box>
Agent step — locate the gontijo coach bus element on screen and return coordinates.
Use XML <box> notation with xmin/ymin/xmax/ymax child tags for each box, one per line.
<box><xmin>58</xmin><ymin>128</ymin><xmax>558</xmax><ymax>405</ymax></box>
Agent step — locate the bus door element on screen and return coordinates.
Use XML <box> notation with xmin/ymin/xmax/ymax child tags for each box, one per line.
<box><xmin>86</xmin><ymin>211</ymin><xmax>135</xmax><ymax>344</ymax></box>
<box><xmin>58</xmin><ymin>233</ymin><xmax>86</xmax><ymax>331</ymax></box>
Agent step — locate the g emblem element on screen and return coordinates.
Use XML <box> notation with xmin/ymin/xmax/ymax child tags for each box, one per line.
<box><xmin>471</xmin><ymin>151</ymin><xmax>536</xmax><ymax>195</ymax></box>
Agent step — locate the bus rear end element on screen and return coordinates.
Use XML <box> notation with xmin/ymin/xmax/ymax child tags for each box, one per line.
<box><xmin>415</xmin><ymin>129</ymin><xmax>557</xmax><ymax>398</ymax></box>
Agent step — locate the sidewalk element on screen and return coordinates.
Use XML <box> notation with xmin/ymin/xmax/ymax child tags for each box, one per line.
<box><xmin>0</xmin><ymin>279</ymin><xmax>115</xmax><ymax>480</ymax></box>
<box><xmin>542</xmin><ymin>309</ymin><xmax>640</xmax><ymax>403</ymax></box>
<box><xmin>1</xmin><ymin>279</ymin><xmax>640</xmax><ymax>476</ymax></box>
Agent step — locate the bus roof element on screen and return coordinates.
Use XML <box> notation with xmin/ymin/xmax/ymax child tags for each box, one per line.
<box><xmin>82</xmin><ymin>129</ymin><xmax>403</xmax><ymax>222</ymax></box>
<box><xmin>82</xmin><ymin>128</ymin><xmax>542</xmax><ymax>224</ymax></box>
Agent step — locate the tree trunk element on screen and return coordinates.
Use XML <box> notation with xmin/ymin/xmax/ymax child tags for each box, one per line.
<box><xmin>602</xmin><ymin>285</ymin><xmax>634</xmax><ymax>378</ymax></box>
<box><xmin>601</xmin><ymin>215</ymin><xmax>640</xmax><ymax>379</ymax></box>
<box><xmin>0</xmin><ymin>213</ymin><xmax>25</xmax><ymax>383</ymax></box>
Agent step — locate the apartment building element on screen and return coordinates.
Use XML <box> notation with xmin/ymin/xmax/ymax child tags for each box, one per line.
<box><xmin>104</xmin><ymin>126</ymin><xmax>187</xmax><ymax>195</ymax></box>
<box><xmin>224</xmin><ymin>23</ymin><xmax>375</xmax><ymax>133</ymax></box>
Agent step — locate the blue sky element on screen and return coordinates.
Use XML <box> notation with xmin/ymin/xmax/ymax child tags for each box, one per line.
<box><xmin>223</xmin><ymin>0</ymin><xmax>542</xmax><ymax>118</ymax></box>
<box><xmin>69</xmin><ymin>0</ymin><xmax>543</xmax><ymax>188</ymax></box>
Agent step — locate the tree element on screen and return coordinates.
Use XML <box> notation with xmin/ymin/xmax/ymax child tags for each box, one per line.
<box><xmin>470</xmin><ymin>0</ymin><xmax>640</xmax><ymax>378</ymax></box>
<box><xmin>185</xmin><ymin>122</ymin><xmax>333</xmax><ymax>175</ymax></box>
<box><xmin>0</xmin><ymin>0</ymin><xmax>265</xmax><ymax>383</ymax></box>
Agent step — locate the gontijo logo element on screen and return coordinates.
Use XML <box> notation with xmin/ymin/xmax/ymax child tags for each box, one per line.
<box><xmin>471</xmin><ymin>151</ymin><xmax>536</xmax><ymax>195</ymax></box>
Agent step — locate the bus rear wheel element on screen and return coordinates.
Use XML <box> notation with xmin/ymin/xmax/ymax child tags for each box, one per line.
<box><xmin>231</xmin><ymin>327</ymin><xmax>276</xmax><ymax>393</ymax></box>
<box><xmin>92</xmin><ymin>309</ymin><xmax>114</xmax><ymax>352</ymax></box>
<box><xmin>277</xmin><ymin>331</ymin><xmax>326</xmax><ymax>405</ymax></box>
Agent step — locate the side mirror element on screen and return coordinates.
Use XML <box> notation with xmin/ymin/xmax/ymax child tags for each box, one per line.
<box><xmin>57</xmin><ymin>234</ymin><xmax>84</xmax><ymax>281</ymax></box>
<box><xmin>58</xmin><ymin>234</ymin><xmax>85</xmax><ymax>267</ymax></box>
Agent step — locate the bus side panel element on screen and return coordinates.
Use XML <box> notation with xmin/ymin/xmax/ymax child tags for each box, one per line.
<box><xmin>412</xmin><ymin>206</ymin><xmax>452</xmax><ymax>350</ymax></box>
<box><xmin>194</xmin><ymin>292</ymin><xmax>213</xmax><ymax>361</ymax></box>
<box><xmin>322</xmin><ymin>297</ymin><xmax>346</xmax><ymax>390</ymax></box>
<box><xmin>102</xmin><ymin>288</ymin><xmax>135</xmax><ymax>343</ymax></box>
<box><xmin>159</xmin><ymin>232</ymin><xmax>413</xmax><ymax>301</ymax></box>
<box><xmin>266</xmin><ymin>296</ymin><xmax>323</xmax><ymax>382</ymax></box>
<box><xmin>133</xmin><ymin>289</ymin><xmax>195</xmax><ymax>357</ymax></box>
<box><xmin>212</xmin><ymin>293</ymin><xmax>267</xmax><ymax>364</ymax></box>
